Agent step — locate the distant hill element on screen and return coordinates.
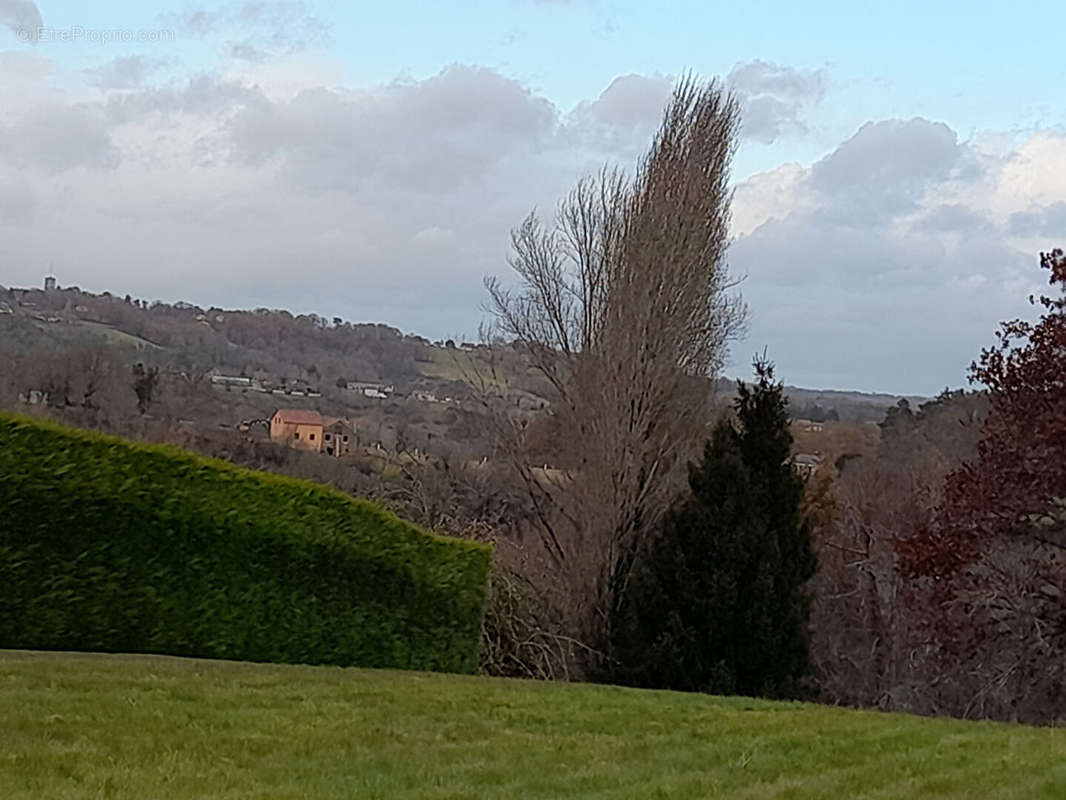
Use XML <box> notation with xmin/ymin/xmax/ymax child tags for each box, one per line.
<box><xmin>716</xmin><ymin>379</ymin><xmax>926</xmax><ymax>424</ymax></box>
<box><xmin>0</xmin><ymin>282</ymin><xmax>917</xmax><ymax>452</ymax></box>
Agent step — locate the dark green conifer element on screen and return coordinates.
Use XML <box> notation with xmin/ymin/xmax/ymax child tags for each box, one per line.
<box><xmin>610</xmin><ymin>359</ymin><xmax>817</xmax><ymax>698</ymax></box>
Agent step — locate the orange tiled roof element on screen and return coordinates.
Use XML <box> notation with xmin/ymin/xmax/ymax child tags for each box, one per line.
<box><xmin>273</xmin><ymin>409</ymin><xmax>324</xmax><ymax>426</ymax></box>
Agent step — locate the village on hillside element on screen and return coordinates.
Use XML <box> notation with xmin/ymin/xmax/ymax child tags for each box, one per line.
<box><xmin>0</xmin><ymin>274</ymin><xmax>888</xmax><ymax>477</ymax></box>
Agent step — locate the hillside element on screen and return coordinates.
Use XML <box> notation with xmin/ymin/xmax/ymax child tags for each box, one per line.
<box><xmin>2</xmin><ymin>650</ymin><xmax>1062</xmax><ymax>799</ymax></box>
<box><xmin>0</xmin><ymin>283</ymin><xmax>916</xmax><ymax>482</ymax></box>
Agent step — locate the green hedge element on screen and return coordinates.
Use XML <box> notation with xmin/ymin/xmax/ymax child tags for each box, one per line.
<box><xmin>0</xmin><ymin>413</ymin><xmax>491</xmax><ymax>673</ymax></box>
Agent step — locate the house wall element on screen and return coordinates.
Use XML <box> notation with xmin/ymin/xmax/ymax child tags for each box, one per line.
<box><xmin>270</xmin><ymin>416</ymin><xmax>324</xmax><ymax>452</ymax></box>
<box><xmin>323</xmin><ymin>423</ymin><xmax>354</xmax><ymax>457</ymax></box>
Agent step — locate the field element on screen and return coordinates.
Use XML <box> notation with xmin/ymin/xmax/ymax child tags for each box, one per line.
<box><xmin>417</xmin><ymin>346</ymin><xmax>511</xmax><ymax>391</ymax></box>
<box><xmin>74</xmin><ymin>320</ymin><xmax>162</xmax><ymax>350</ymax></box>
<box><xmin>2</xmin><ymin>651</ymin><xmax>1063</xmax><ymax>799</ymax></box>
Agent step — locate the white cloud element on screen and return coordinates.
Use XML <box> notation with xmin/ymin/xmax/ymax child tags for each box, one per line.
<box><xmin>0</xmin><ymin>0</ymin><xmax>42</xmax><ymax>42</ymax></box>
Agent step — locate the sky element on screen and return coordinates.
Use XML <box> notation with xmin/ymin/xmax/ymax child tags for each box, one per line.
<box><xmin>0</xmin><ymin>1</ymin><xmax>1064</xmax><ymax>394</ymax></box>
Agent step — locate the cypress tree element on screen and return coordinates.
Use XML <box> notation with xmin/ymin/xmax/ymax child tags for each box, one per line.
<box><xmin>610</xmin><ymin>359</ymin><xmax>817</xmax><ymax>697</ymax></box>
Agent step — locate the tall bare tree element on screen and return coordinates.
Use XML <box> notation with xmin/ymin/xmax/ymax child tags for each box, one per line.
<box><xmin>482</xmin><ymin>76</ymin><xmax>747</xmax><ymax>666</ymax></box>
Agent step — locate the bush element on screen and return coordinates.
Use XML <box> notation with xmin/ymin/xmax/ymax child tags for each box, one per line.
<box><xmin>0</xmin><ymin>413</ymin><xmax>491</xmax><ymax>673</ymax></box>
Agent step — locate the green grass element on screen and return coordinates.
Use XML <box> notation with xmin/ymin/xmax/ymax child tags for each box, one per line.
<box><xmin>2</xmin><ymin>651</ymin><xmax>1064</xmax><ymax>799</ymax></box>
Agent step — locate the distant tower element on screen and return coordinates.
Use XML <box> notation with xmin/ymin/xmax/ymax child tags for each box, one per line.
<box><xmin>44</xmin><ymin>275</ymin><xmax>56</xmax><ymax>291</ymax></box>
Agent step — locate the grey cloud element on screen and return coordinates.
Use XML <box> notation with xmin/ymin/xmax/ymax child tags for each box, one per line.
<box><xmin>728</xmin><ymin>59</ymin><xmax>826</xmax><ymax>100</ymax></box>
<box><xmin>1008</xmin><ymin>202</ymin><xmax>1066</xmax><ymax>237</ymax></box>
<box><xmin>104</xmin><ymin>75</ymin><xmax>270</xmax><ymax>124</ymax></box>
<box><xmin>224</xmin><ymin>40</ymin><xmax>271</xmax><ymax>62</ymax></box>
<box><xmin>168</xmin><ymin>8</ymin><xmax>219</xmax><ymax>36</ymax></box>
<box><xmin>162</xmin><ymin>1</ymin><xmax>330</xmax><ymax>60</ymax></box>
<box><xmin>727</xmin><ymin>60</ymin><xmax>826</xmax><ymax>143</ymax></box>
<box><xmin>915</xmin><ymin>203</ymin><xmax>992</xmax><ymax>234</ymax></box>
<box><xmin>0</xmin><ymin>104</ymin><xmax>118</xmax><ymax>172</ymax></box>
<box><xmin>570</xmin><ymin>64</ymin><xmax>827</xmax><ymax>149</ymax></box>
<box><xmin>808</xmin><ymin>118</ymin><xmax>980</xmax><ymax>225</ymax></box>
<box><xmin>735</xmin><ymin>206</ymin><xmax>1014</xmax><ymax>291</ymax></box>
<box><xmin>0</xmin><ymin>50</ymin><xmax>51</xmax><ymax>80</ymax></box>
<box><xmin>565</xmin><ymin>73</ymin><xmax>700</xmax><ymax>160</ymax></box>
<box><xmin>728</xmin><ymin>117</ymin><xmax>1042</xmax><ymax>393</ymax></box>
<box><xmin>812</xmin><ymin>119</ymin><xmax>961</xmax><ymax>190</ymax></box>
<box><xmin>0</xmin><ymin>171</ymin><xmax>35</xmax><ymax>224</ymax></box>
<box><xmin>0</xmin><ymin>0</ymin><xmax>42</xmax><ymax>42</ymax></box>
<box><xmin>228</xmin><ymin>65</ymin><xmax>558</xmax><ymax>193</ymax></box>
<box><xmin>731</xmin><ymin>204</ymin><xmax>1032</xmax><ymax>392</ymax></box>
<box><xmin>741</xmin><ymin>95</ymin><xmax>807</xmax><ymax>143</ymax></box>
<box><xmin>569</xmin><ymin>73</ymin><xmax>672</xmax><ymax>131</ymax></box>
<box><xmin>84</xmin><ymin>55</ymin><xmax>167</xmax><ymax>90</ymax></box>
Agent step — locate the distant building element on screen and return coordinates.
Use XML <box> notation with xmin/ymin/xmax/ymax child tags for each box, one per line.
<box><xmin>44</xmin><ymin>276</ymin><xmax>56</xmax><ymax>291</ymax></box>
<box><xmin>793</xmin><ymin>453</ymin><xmax>822</xmax><ymax>477</ymax></box>
<box><xmin>270</xmin><ymin>409</ymin><xmax>355</xmax><ymax>458</ymax></box>
<box><xmin>323</xmin><ymin>418</ymin><xmax>355</xmax><ymax>457</ymax></box>
<box><xmin>209</xmin><ymin>374</ymin><xmax>252</xmax><ymax>387</ymax></box>
<box><xmin>18</xmin><ymin>389</ymin><xmax>48</xmax><ymax>405</ymax></box>
<box><xmin>270</xmin><ymin>409</ymin><xmax>325</xmax><ymax>452</ymax></box>
<box><xmin>346</xmin><ymin>381</ymin><xmax>394</xmax><ymax>398</ymax></box>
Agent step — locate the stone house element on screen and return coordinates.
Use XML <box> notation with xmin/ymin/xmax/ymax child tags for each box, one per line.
<box><xmin>270</xmin><ymin>409</ymin><xmax>355</xmax><ymax>457</ymax></box>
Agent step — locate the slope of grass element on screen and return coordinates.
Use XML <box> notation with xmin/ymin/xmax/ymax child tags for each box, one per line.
<box><xmin>2</xmin><ymin>651</ymin><xmax>1064</xmax><ymax>799</ymax></box>
<box><xmin>75</xmin><ymin>319</ymin><xmax>163</xmax><ymax>349</ymax></box>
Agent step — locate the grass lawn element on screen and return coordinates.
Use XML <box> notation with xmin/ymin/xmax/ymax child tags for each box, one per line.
<box><xmin>2</xmin><ymin>650</ymin><xmax>1064</xmax><ymax>799</ymax></box>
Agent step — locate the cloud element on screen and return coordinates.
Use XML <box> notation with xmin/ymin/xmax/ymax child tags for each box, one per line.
<box><xmin>803</xmin><ymin>118</ymin><xmax>983</xmax><ymax>229</ymax></box>
<box><xmin>0</xmin><ymin>59</ymin><xmax>1063</xmax><ymax>394</ymax></box>
<box><xmin>916</xmin><ymin>203</ymin><xmax>992</xmax><ymax>234</ymax></box>
<box><xmin>574</xmin><ymin>74</ymin><xmax>672</xmax><ymax>130</ymax></box>
<box><xmin>0</xmin><ymin>104</ymin><xmax>119</xmax><ymax>172</ymax></box>
<box><xmin>0</xmin><ymin>168</ymin><xmax>35</xmax><ymax>224</ymax></box>
<box><xmin>226</xmin><ymin>65</ymin><xmax>559</xmax><ymax>193</ymax></box>
<box><xmin>103</xmin><ymin>75</ymin><xmax>269</xmax><ymax>123</ymax></box>
<box><xmin>726</xmin><ymin>60</ymin><xmax>827</xmax><ymax>143</ymax></box>
<box><xmin>729</xmin><ymin>120</ymin><xmax>1065</xmax><ymax>392</ymax></box>
<box><xmin>0</xmin><ymin>0</ymin><xmax>42</xmax><ymax>42</ymax></box>
<box><xmin>85</xmin><ymin>55</ymin><xmax>169</xmax><ymax>90</ymax></box>
<box><xmin>0</xmin><ymin>49</ymin><xmax>50</xmax><ymax>82</ymax></box>
<box><xmin>568</xmin><ymin>63</ymin><xmax>828</xmax><ymax>148</ymax></box>
<box><xmin>162</xmin><ymin>1</ymin><xmax>330</xmax><ymax>61</ymax></box>
<box><xmin>1007</xmin><ymin>202</ymin><xmax>1066</xmax><ymax>237</ymax></box>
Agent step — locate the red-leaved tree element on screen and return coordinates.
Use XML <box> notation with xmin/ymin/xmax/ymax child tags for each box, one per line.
<box><xmin>902</xmin><ymin>249</ymin><xmax>1066</xmax><ymax>573</ymax></box>
<box><xmin>898</xmin><ymin>249</ymin><xmax>1066</xmax><ymax>721</ymax></box>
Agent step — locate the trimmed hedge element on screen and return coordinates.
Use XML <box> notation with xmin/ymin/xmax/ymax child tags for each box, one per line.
<box><xmin>0</xmin><ymin>413</ymin><xmax>491</xmax><ymax>673</ymax></box>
